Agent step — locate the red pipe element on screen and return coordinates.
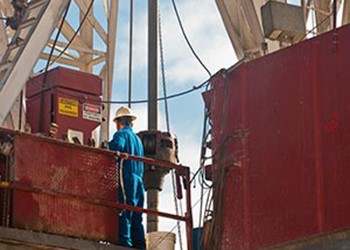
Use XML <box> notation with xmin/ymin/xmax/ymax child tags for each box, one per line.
<box><xmin>6</xmin><ymin>182</ymin><xmax>187</xmax><ymax>222</ymax></box>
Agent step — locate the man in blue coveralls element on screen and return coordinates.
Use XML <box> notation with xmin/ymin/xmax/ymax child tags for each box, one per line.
<box><xmin>109</xmin><ymin>106</ymin><xmax>146</xmax><ymax>250</ymax></box>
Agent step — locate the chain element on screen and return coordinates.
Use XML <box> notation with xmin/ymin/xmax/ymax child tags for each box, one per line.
<box><xmin>158</xmin><ymin>8</ymin><xmax>183</xmax><ymax>250</ymax></box>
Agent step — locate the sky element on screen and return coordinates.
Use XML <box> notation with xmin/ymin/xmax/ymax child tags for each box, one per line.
<box><xmin>109</xmin><ymin>0</ymin><xmax>236</xmax><ymax>248</ymax></box>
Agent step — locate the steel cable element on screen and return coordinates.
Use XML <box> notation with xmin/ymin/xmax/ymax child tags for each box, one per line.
<box><xmin>36</xmin><ymin>0</ymin><xmax>95</xmax><ymax>74</ymax></box>
<box><xmin>170</xmin><ymin>0</ymin><xmax>212</xmax><ymax>77</ymax></box>
<box><xmin>159</xmin><ymin>8</ymin><xmax>183</xmax><ymax>250</ymax></box>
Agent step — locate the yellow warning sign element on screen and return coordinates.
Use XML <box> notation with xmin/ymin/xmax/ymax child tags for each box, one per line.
<box><xmin>58</xmin><ymin>97</ymin><xmax>78</xmax><ymax>117</ymax></box>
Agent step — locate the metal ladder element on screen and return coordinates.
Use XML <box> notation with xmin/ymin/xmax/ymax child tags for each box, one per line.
<box><xmin>0</xmin><ymin>0</ymin><xmax>70</xmax><ymax>125</ymax></box>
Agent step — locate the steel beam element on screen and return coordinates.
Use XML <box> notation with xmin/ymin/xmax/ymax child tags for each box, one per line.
<box><xmin>61</xmin><ymin>20</ymin><xmax>90</xmax><ymax>50</ymax></box>
<box><xmin>78</xmin><ymin>0</ymin><xmax>94</xmax><ymax>73</ymax></box>
<box><xmin>99</xmin><ymin>0</ymin><xmax>119</xmax><ymax>143</ymax></box>
<box><xmin>343</xmin><ymin>0</ymin><xmax>350</xmax><ymax>25</ymax></box>
<box><xmin>74</xmin><ymin>0</ymin><xmax>108</xmax><ymax>43</ymax></box>
<box><xmin>0</xmin><ymin>18</ymin><xmax>7</xmax><ymax>59</ymax></box>
<box><xmin>314</xmin><ymin>0</ymin><xmax>331</xmax><ymax>34</ymax></box>
<box><xmin>48</xmin><ymin>39</ymin><xmax>106</xmax><ymax>56</ymax></box>
<box><xmin>215</xmin><ymin>0</ymin><xmax>265</xmax><ymax>60</ymax></box>
<box><xmin>0</xmin><ymin>1</ymin><xmax>70</xmax><ymax>125</ymax></box>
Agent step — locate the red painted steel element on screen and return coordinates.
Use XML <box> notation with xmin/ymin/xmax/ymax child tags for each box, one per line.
<box><xmin>26</xmin><ymin>67</ymin><xmax>102</xmax><ymax>97</ymax></box>
<box><xmin>0</xmin><ymin>129</ymin><xmax>193</xmax><ymax>249</ymax></box>
<box><xmin>26</xmin><ymin>67</ymin><xmax>102</xmax><ymax>145</ymax></box>
<box><xmin>2</xmin><ymin>130</ymin><xmax>119</xmax><ymax>243</ymax></box>
<box><xmin>204</xmin><ymin>24</ymin><xmax>350</xmax><ymax>249</ymax></box>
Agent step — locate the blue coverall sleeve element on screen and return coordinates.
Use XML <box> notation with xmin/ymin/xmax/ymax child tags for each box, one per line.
<box><xmin>109</xmin><ymin>132</ymin><xmax>126</xmax><ymax>151</ymax></box>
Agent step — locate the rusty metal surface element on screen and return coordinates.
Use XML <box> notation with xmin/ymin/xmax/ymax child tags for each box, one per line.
<box><xmin>26</xmin><ymin>67</ymin><xmax>102</xmax><ymax>145</ymax></box>
<box><xmin>1</xmin><ymin>130</ymin><xmax>119</xmax><ymax>243</ymax></box>
<box><xmin>205</xmin><ymin>24</ymin><xmax>350</xmax><ymax>249</ymax></box>
<box><xmin>0</xmin><ymin>128</ymin><xmax>194</xmax><ymax>249</ymax></box>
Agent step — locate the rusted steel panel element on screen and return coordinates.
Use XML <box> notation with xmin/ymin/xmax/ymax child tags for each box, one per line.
<box><xmin>1</xmin><ymin>131</ymin><xmax>118</xmax><ymax>243</ymax></box>
<box><xmin>205</xmin><ymin>24</ymin><xmax>350</xmax><ymax>249</ymax></box>
<box><xmin>26</xmin><ymin>67</ymin><xmax>102</xmax><ymax>145</ymax></box>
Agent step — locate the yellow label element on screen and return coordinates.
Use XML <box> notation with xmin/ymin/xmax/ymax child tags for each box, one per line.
<box><xmin>58</xmin><ymin>97</ymin><xmax>78</xmax><ymax>117</ymax></box>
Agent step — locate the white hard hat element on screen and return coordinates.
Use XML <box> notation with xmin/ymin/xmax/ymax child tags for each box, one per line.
<box><xmin>113</xmin><ymin>106</ymin><xmax>137</xmax><ymax>122</ymax></box>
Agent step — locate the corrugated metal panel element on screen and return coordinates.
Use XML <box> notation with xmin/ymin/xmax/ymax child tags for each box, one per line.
<box><xmin>0</xmin><ymin>130</ymin><xmax>118</xmax><ymax>243</ymax></box>
<box><xmin>206</xmin><ymin>24</ymin><xmax>350</xmax><ymax>249</ymax></box>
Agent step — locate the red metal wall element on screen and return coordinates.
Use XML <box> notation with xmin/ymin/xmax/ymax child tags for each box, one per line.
<box><xmin>0</xmin><ymin>129</ymin><xmax>118</xmax><ymax>243</ymax></box>
<box><xmin>26</xmin><ymin>67</ymin><xmax>102</xmax><ymax>145</ymax></box>
<box><xmin>205</xmin><ymin>24</ymin><xmax>350</xmax><ymax>249</ymax></box>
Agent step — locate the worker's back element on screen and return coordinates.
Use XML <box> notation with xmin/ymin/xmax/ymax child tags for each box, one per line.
<box><xmin>109</xmin><ymin>125</ymin><xmax>144</xmax><ymax>178</ymax></box>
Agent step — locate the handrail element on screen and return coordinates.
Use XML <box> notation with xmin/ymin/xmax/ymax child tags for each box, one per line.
<box><xmin>0</xmin><ymin>151</ymin><xmax>194</xmax><ymax>250</ymax></box>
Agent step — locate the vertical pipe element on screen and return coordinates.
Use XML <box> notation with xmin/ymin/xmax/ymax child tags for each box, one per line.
<box><xmin>148</xmin><ymin>0</ymin><xmax>158</xmax><ymax>131</ymax></box>
<box><xmin>147</xmin><ymin>189</ymin><xmax>159</xmax><ymax>232</ymax></box>
<box><xmin>147</xmin><ymin>0</ymin><xmax>159</xmax><ymax>233</ymax></box>
<box><xmin>186</xmin><ymin>170</ymin><xmax>194</xmax><ymax>250</ymax></box>
<box><xmin>128</xmin><ymin>0</ymin><xmax>133</xmax><ymax>108</ymax></box>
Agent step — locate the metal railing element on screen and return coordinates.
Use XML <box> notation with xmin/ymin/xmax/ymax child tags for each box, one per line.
<box><xmin>0</xmin><ymin>148</ymin><xmax>193</xmax><ymax>250</ymax></box>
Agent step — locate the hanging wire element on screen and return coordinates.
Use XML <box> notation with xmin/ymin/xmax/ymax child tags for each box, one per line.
<box><xmin>38</xmin><ymin>1</ymin><xmax>71</xmax><ymax>132</ymax></box>
<box><xmin>301</xmin><ymin>9</ymin><xmax>334</xmax><ymax>40</ymax></box>
<box><xmin>42</xmin><ymin>1</ymin><xmax>71</xmax><ymax>76</ymax></box>
<box><xmin>28</xmin><ymin>73</ymin><xmax>210</xmax><ymax>104</ymax></box>
<box><xmin>35</xmin><ymin>0</ymin><xmax>95</xmax><ymax>74</ymax></box>
<box><xmin>159</xmin><ymin>7</ymin><xmax>183</xmax><ymax>250</ymax></box>
<box><xmin>128</xmin><ymin>0</ymin><xmax>134</xmax><ymax>108</ymax></box>
<box><xmin>170</xmin><ymin>0</ymin><xmax>212</xmax><ymax>77</ymax></box>
<box><xmin>333</xmin><ymin>0</ymin><xmax>337</xmax><ymax>30</ymax></box>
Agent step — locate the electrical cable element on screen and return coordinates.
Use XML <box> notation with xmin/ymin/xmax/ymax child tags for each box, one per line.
<box><xmin>301</xmin><ymin>9</ymin><xmax>334</xmax><ymax>40</ymax></box>
<box><xmin>170</xmin><ymin>0</ymin><xmax>212</xmax><ymax>77</ymax></box>
<box><xmin>207</xmin><ymin>70</ymin><xmax>230</xmax><ymax>249</ymax></box>
<box><xmin>43</xmin><ymin>0</ymin><xmax>71</xmax><ymax>75</ymax></box>
<box><xmin>36</xmin><ymin>0</ymin><xmax>95</xmax><ymax>74</ymax></box>
<box><xmin>38</xmin><ymin>1</ymin><xmax>71</xmax><ymax>132</ymax></box>
<box><xmin>28</xmin><ymin>74</ymin><xmax>210</xmax><ymax>104</ymax></box>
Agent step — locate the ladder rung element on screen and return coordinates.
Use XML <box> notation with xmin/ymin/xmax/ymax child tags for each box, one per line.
<box><xmin>17</xmin><ymin>18</ymin><xmax>37</xmax><ymax>30</ymax></box>
<box><xmin>7</xmin><ymin>39</ymin><xmax>25</xmax><ymax>50</ymax></box>
<box><xmin>28</xmin><ymin>0</ymin><xmax>48</xmax><ymax>10</ymax></box>
<box><xmin>0</xmin><ymin>62</ymin><xmax>11</xmax><ymax>72</ymax></box>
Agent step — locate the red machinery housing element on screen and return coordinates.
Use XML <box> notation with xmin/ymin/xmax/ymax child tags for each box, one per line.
<box><xmin>26</xmin><ymin>67</ymin><xmax>103</xmax><ymax>145</ymax></box>
<box><xmin>0</xmin><ymin>128</ymin><xmax>118</xmax><ymax>243</ymax></box>
<box><xmin>204</xmin><ymin>24</ymin><xmax>350</xmax><ymax>249</ymax></box>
